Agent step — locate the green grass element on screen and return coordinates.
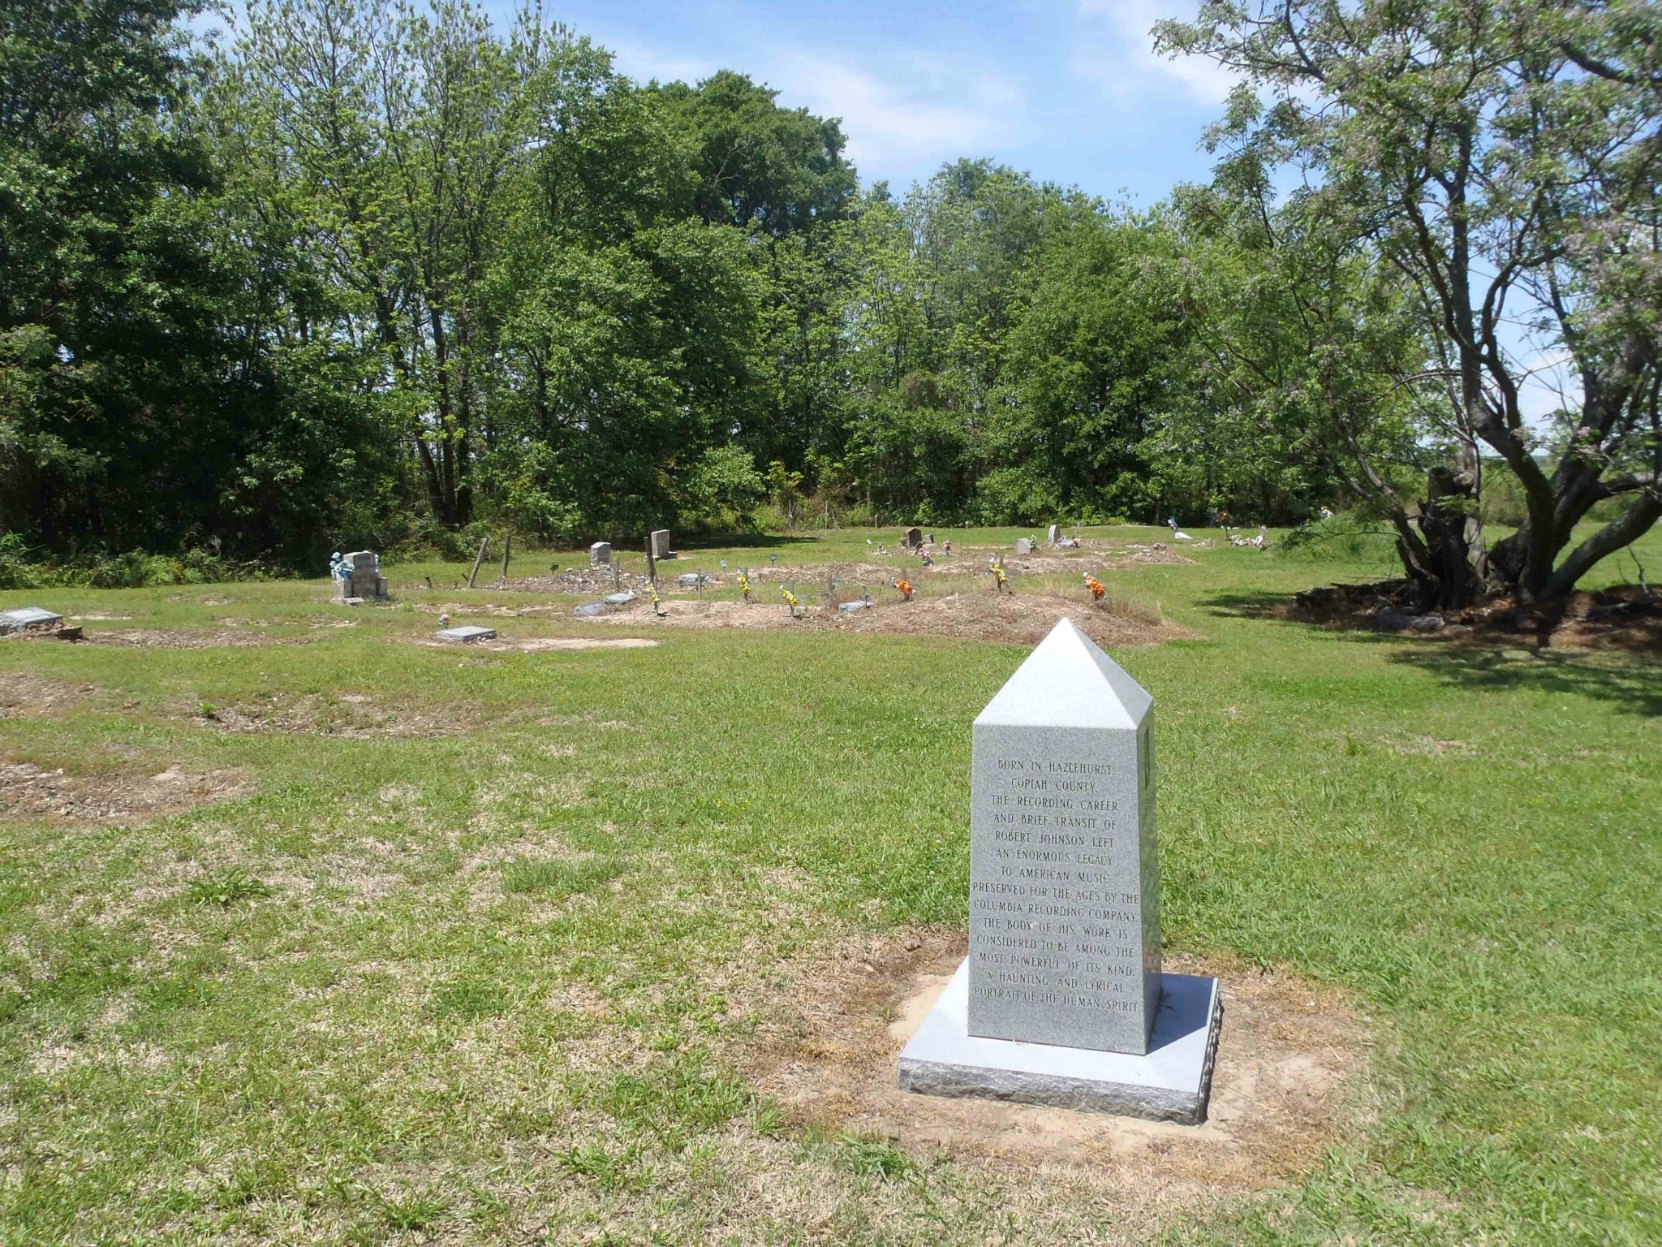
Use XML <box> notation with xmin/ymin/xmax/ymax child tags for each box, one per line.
<box><xmin>0</xmin><ymin>523</ymin><xmax>1658</xmax><ymax>1244</ymax></box>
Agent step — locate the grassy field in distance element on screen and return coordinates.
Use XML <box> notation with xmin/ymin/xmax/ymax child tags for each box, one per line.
<box><xmin>1</xmin><ymin>523</ymin><xmax>1658</xmax><ymax>1245</ymax></box>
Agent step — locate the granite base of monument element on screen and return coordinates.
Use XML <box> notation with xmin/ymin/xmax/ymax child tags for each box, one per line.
<box><xmin>898</xmin><ymin>960</ymin><xmax>1222</xmax><ymax>1124</ymax></box>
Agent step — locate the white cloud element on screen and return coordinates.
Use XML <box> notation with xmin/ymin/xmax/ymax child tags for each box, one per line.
<box><xmin>595</xmin><ymin>30</ymin><xmax>1030</xmax><ymax>186</ymax></box>
<box><xmin>769</xmin><ymin>50</ymin><xmax>1028</xmax><ymax>180</ymax></box>
<box><xmin>1072</xmin><ymin>0</ymin><xmax>1240</xmax><ymax>106</ymax></box>
<box><xmin>603</xmin><ymin>38</ymin><xmax>721</xmax><ymax>88</ymax></box>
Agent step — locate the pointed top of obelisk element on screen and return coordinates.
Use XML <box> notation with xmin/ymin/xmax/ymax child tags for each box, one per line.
<box><xmin>974</xmin><ymin>618</ymin><xmax>1152</xmax><ymax>730</ymax></box>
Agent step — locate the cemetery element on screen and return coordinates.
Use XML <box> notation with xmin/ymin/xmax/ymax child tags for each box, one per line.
<box><xmin>1</xmin><ymin>521</ymin><xmax>1658</xmax><ymax>1245</ymax></box>
<box><xmin>3</xmin><ymin>0</ymin><xmax>1660</xmax><ymax>1243</ymax></box>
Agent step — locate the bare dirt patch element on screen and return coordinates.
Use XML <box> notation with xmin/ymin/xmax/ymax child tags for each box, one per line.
<box><xmin>744</xmin><ymin>930</ymin><xmax>1368</xmax><ymax>1193</ymax></box>
<box><xmin>1291</xmin><ymin>579</ymin><xmax>1662</xmax><ymax>650</ymax></box>
<box><xmin>0</xmin><ymin>673</ymin><xmax>98</xmax><ymax>718</ymax></box>
<box><xmin>0</xmin><ymin>762</ymin><xmax>251</xmax><ymax>823</ymax></box>
<box><xmin>82</xmin><ymin>627</ymin><xmax>320</xmax><ymax>649</ymax></box>
<box><xmin>197</xmin><ymin>692</ymin><xmax>472</xmax><ymax>738</ymax></box>
<box><xmin>596</xmin><ymin>591</ymin><xmax>1193</xmax><ymax>648</ymax></box>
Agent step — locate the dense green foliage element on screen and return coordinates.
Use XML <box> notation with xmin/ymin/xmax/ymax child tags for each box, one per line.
<box><xmin>2</xmin><ymin>0</ymin><xmax>1656</xmax><ymax>595</ymax></box>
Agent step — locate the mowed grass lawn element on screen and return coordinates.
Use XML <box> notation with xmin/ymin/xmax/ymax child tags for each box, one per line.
<box><xmin>1</xmin><ymin>526</ymin><xmax>1658</xmax><ymax>1245</ymax></box>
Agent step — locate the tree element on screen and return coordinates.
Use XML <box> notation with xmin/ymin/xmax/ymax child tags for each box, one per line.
<box><xmin>1160</xmin><ymin>0</ymin><xmax>1662</xmax><ymax>603</ymax></box>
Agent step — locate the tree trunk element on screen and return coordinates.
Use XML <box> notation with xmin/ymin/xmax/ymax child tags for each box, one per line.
<box><xmin>1409</xmin><ymin>466</ymin><xmax>1490</xmax><ymax>610</ymax></box>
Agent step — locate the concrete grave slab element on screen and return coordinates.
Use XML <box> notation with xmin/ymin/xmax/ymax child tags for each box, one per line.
<box><xmin>437</xmin><ymin>625</ymin><xmax>496</xmax><ymax>643</ymax></box>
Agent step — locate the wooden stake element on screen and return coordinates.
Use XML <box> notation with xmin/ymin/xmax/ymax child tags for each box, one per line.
<box><xmin>499</xmin><ymin>533</ymin><xmax>512</xmax><ymax>584</ymax></box>
<box><xmin>466</xmin><ymin>537</ymin><xmax>489</xmax><ymax>589</ymax></box>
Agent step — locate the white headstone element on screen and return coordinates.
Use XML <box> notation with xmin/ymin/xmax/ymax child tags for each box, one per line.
<box><xmin>1014</xmin><ymin>538</ymin><xmax>1033</xmax><ymax>556</ymax></box>
<box><xmin>590</xmin><ymin>542</ymin><xmax>612</xmax><ymax>566</ymax></box>
<box><xmin>1048</xmin><ymin>524</ymin><xmax>1062</xmax><ymax>545</ymax></box>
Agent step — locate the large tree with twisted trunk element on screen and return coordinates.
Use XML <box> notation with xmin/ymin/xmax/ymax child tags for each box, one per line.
<box><xmin>1159</xmin><ymin>0</ymin><xmax>1661</xmax><ymax>606</ymax></box>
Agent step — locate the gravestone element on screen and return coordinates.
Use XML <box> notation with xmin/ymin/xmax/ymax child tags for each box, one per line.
<box><xmin>0</xmin><ymin>607</ymin><xmax>63</xmax><ymax>635</ymax></box>
<box><xmin>650</xmin><ymin>529</ymin><xmax>672</xmax><ymax>560</ymax></box>
<box><xmin>1048</xmin><ymin>524</ymin><xmax>1062</xmax><ymax>545</ymax></box>
<box><xmin>603</xmin><ymin>592</ymin><xmax>637</xmax><ymax>606</ymax></box>
<box><xmin>1014</xmin><ymin>538</ymin><xmax>1033</xmax><ymax>556</ymax></box>
<box><xmin>590</xmin><ymin>542</ymin><xmax>612</xmax><ymax>566</ymax></box>
<box><xmin>573</xmin><ymin>602</ymin><xmax>606</xmax><ymax>618</ymax></box>
<box><xmin>334</xmin><ymin>551</ymin><xmax>388</xmax><ymax>602</ymax></box>
<box><xmin>897</xmin><ymin>618</ymin><xmax>1221</xmax><ymax>1122</ymax></box>
<box><xmin>903</xmin><ymin>527</ymin><xmax>923</xmax><ymax>550</ymax></box>
<box><xmin>437</xmin><ymin>625</ymin><xmax>495</xmax><ymax>643</ymax></box>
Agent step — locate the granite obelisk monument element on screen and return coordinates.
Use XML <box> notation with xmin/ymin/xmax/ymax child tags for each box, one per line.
<box><xmin>897</xmin><ymin>618</ymin><xmax>1221</xmax><ymax>1122</ymax></box>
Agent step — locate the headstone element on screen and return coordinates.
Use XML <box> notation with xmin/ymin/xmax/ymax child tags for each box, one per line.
<box><xmin>1014</xmin><ymin>538</ymin><xmax>1033</xmax><ymax>556</ymax></box>
<box><xmin>437</xmin><ymin>625</ymin><xmax>496</xmax><ymax>643</ymax></box>
<box><xmin>1048</xmin><ymin>524</ymin><xmax>1062</xmax><ymax>545</ymax></box>
<box><xmin>650</xmin><ymin>529</ymin><xmax>672</xmax><ymax>560</ymax></box>
<box><xmin>573</xmin><ymin>602</ymin><xmax>606</xmax><ymax>618</ymax></box>
<box><xmin>676</xmin><ymin>572</ymin><xmax>713</xmax><ymax>589</ymax></box>
<box><xmin>590</xmin><ymin>542</ymin><xmax>612</xmax><ymax>566</ymax></box>
<box><xmin>903</xmin><ymin>527</ymin><xmax>923</xmax><ymax>549</ymax></box>
<box><xmin>897</xmin><ymin>619</ymin><xmax>1221</xmax><ymax>1123</ymax></box>
<box><xmin>603</xmin><ymin>592</ymin><xmax>637</xmax><ymax>606</ymax></box>
<box><xmin>333</xmin><ymin>550</ymin><xmax>388</xmax><ymax>602</ymax></box>
<box><xmin>0</xmin><ymin>607</ymin><xmax>63</xmax><ymax>635</ymax></box>
<box><xmin>837</xmin><ymin>600</ymin><xmax>870</xmax><ymax>613</ymax></box>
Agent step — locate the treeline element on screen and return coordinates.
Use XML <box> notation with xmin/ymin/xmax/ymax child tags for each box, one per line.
<box><xmin>1</xmin><ymin>0</ymin><xmax>1378</xmax><ymax>572</ymax></box>
<box><xmin>6</xmin><ymin>2</ymin><xmax>1655</xmax><ymax>605</ymax></box>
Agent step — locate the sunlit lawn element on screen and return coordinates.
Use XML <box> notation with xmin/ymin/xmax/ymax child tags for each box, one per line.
<box><xmin>1</xmin><ymin>524</ymin><xmax>1657</xmax><ymax>1244</ymax></box>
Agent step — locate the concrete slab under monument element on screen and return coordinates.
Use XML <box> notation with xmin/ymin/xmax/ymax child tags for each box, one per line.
<box><xmin>898</xmin><ymin>961</ymin><xmax>1221</xmax><ymax>1124</ymax></box>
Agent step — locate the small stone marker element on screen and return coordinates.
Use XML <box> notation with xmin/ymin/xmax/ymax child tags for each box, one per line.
<box><xmin>590</xmin><ymin>542</ymin><xmax>612</xmax><ymax>566</ymax></box>
<box><xmin>573</xmin><ymin>602</ymin><xmax>606</xmax><ymax>618</ymax></box>
<box><xmin>334</xmin><ymin>551</ymin><xmax>389</xmax><ymax>602</ymax></box>
<box><xmin>837</xmin><ymin>600</ymin><xmax>870</xmax><ymax>613</ymax></box>
<box><xmin>0</xmin><ymin>607</ymin><xmax>64</xmax><ymax>635</ymax></box>
<box><xmin>897</xmin><ymin>619</ymin><xmax>1221</xmax><ymax>1123</ymax></box>
<box><xmin>650</xmin><ymin>529</ymin><xmax>672</xmax><ymax>560</ymax></box>
<box><xmin>676</xmin><ymin>572</ymin><xmax>713</xmax><ymax>589</ymax></box>
<box><xmin>1014</xmin><ymin>538</ymin><xmax>1033</xmax><ymax>556</ymax></box>
<box><xmin>438</xmin><ymin>625</ymin><xmax>495</xmax><ymax>643</ymax></box>
<box><xmin>769</xmin><ymin>553</ymin><xmax>778</xmax><ymax>565</ymax></box>
<box><xmin>1048</xmin><ymin>524</ymin><xmax>1062</xmax><ymax>545</ymax></box>
<box><xmin>603</xmin><ymin>592</ymin><xmax>637</xmax><ymax>606</ymax></box>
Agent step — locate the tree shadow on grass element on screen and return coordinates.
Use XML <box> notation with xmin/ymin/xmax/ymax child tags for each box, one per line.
<box><xmin>1197</xmin><ymin>589</ymin><xmax>1662</xmax><ymax>719</ymax></box>
<box><xmin>1378</xmin><ymin>639</ymin><xmax>1662</xmax><ymax>719</ymax></box>
<box><xmin>1200</xmin><ymin>590</ymin><xmax>1300</xmax><ymax>621</ymax></box>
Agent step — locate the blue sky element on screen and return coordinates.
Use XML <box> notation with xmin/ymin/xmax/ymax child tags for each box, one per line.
<box><xmin>497</xmin><ymin>0</ymin><xmax>1235</xmax><ymax>203</ymax></box>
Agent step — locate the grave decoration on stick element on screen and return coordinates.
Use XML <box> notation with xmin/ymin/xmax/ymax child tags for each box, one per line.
<box><xmin>988</xmin><ymin>557</ymin><xmax>1011</xmax><ymax>596</ymax></box>
<box><xmin>649</xmin><ymin>583</ymin><xmax>666</xmax><ymax>617</ymax></box>
<box><xmin>894</xmin><ymin>578</ymin><xmax>914</xmax><ymax>602</ymax></box>
<box><xmin>782</xmin><ymin>585</ymin><xmax>802</xmax><ymax>618</ymax></box>
<box><xmin>1084</xmin><ymin>573</ymin><xmax>1107</xmax><ymax>603</ymax></box>
<box><xmin>738</xmin><ymin>570</ymin><xmax>752</xmax><ymax>603</ymax></box>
